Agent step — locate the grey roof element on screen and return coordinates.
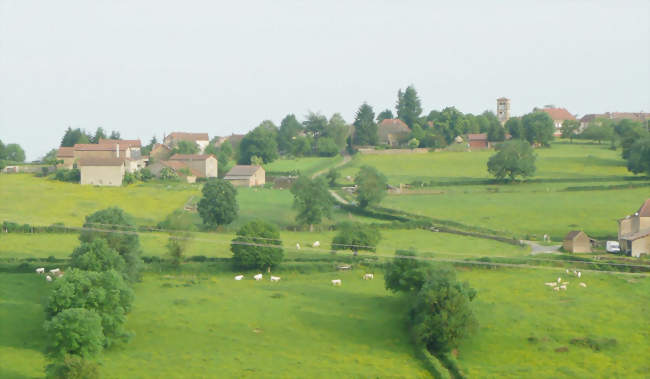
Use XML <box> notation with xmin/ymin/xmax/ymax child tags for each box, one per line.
<box><xmin>224</xmin><ymin>165</ymin><xmax>263</xmax><ymax>178</ymax></box>
<box><xmin>78</xmin><ymin>158</ymin><xmax>125</xmax><ymax>167</ymax></box>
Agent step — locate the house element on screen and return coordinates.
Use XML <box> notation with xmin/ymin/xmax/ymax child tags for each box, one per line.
<box><xmin>78</xmin><ymin>158</ymin><xmax>125</xmax><ymax>186</ymax></box>
<box><xmin>618</xmin><ymin>199</ymin><xmax>650</xmax><ymax>257</ymax></box>
<box><xmin>147</xmin><ymin>160</ymin><xmax>200</xmax><ymax>183</ymax></box>
<box><xmin>98</xmin><ymin>139</ymin><xmax>146</xmax><ymax>171</ymax></box>
<box><xmin>150</xmin><ymin>143</ymin><xmax>172</xmax><ymax>161</ymax></box>
<box><xmin>163</xmin><ymin>132</ymin><xmax>210</xmax><ymax>153</ymax></box>
<box><xmin>56</xmin><ymin>147</ymin><xmax>75</xmax><ymax>169</ymax></box>
<box><xmin>467</xmin><ymin>133</ymin><xmax>490</xmax><ymax>149</ymax></box>
<box><xmin>562</xmin><ymin>231</ymin><xmax>592</xmax><ymax>253</ymax></box>
<box><xmin>214</xmin><ymin>133</ymin><xmax>246</xmax><ymax>148</ymax></box>
<box><xmin>377</xmin><ymin>119</ymin><xmax>410</xmax><ymax>147</ymax></box>
<box><xmin>2</xmin><ymin>165</ymin><xmax>20</xmax><ymax>173</ymax></box>
<box><xmin>224</xmin><ymin>165</ymin><xmax>265</xmax><ymax>187</ymax></box>
<box><xmin>537</xmin><ymin>107</ymin><xmax>576</xmax><ymax>136</ymax></box>
<box><xmin>168</xmin><ymin>154</ymin><xmax>218</xmax><ymax>178</ymax></box>
<box><xmin>580</xmin><ymin>112</ymin><xmax>650</xmax><ymax>131</ymax></box>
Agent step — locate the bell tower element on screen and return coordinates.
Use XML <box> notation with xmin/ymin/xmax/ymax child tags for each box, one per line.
<box><xmin>497</xmin><ymin>97</ymin><xmax>510</xmax><ymax>125</ymax></box>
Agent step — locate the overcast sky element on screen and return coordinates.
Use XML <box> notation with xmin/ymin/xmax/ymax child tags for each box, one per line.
<box><xmin>1</xmin><ymin>0</ymin><xmax>648</xmax><ymax>160</ymax></box>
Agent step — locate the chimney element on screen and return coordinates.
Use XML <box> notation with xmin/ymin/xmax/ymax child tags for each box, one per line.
<box><xmin>116</xmin><ymin>143</ymin><xmax>120</xmax><ymax>158</ymax></box>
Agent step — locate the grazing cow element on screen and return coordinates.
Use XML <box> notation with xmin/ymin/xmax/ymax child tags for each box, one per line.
<box><xmin>312</xmin><ymin>241</ymin><xmax>320</xmax><ymax>248</ymax></box>
<box><xmin>565</xmin><ymin>269</ymin><xmax>569</xmax><ymax>274</ymax></box>
<box><xmin>234</xmin><ymin>275</ymin><xmax>244</xmax><ymax>281</ymax></box>
<box><xmin>557</xmin><ymin>277</ymin><xmax>562</xmax><ymax>283</ymax></box>
<box><xmin>331</xmin><ymin>279</ymin><xmax>342</xmax><ymax>286</ymax></box>
<box><xmin>46</xmin><ymin>275</ymin><xmax>52</xmax><ymax>282</ymax></box>
<box><xmin>560</xmin><ymin>285</ymin><xmax>567</xmax><ymax>290</ymax></box>
<box><xmin>36</xmin><ymin>268</ymin><xmax>45</xmax><ymax>274</ymax></box>
<box><xmin>296</xmin><ymin>243</ymin><xmax>300</xmax><ymax>250</ymax></box>
<box><xmin>579</xmin><ymin>282</ymin><xmax>587</xmax><ymax>288</ymax></box>
<box><xmin>254</xmin><ymin>274</ymin><xmax>263</xmax><ymax>281</ymax></box>
<box><xmin>363</xmin><ymin>273</ymin><xmax>374</xmax><ymax>280</ymax></box>
<box><xmin>544</xmin><ymin>282</ymin><xmax>557</xmax><ymax>287</ymax></box>
<box><xmin>50</xmin><ymin>268</ymin><xmax>60</xmax><ymax>275</ymax></box>
<box><xmin>270</xmin><ymin>276</ymin><xmax>281</xmax><ymax>282</ymax></box>
<box><xmin>577</xmin><ymin>272</ymin><xmax>581</xmax><ymax>278</ymax></box>
<box><xmin>553</xmin><ymin>286</ymin><xmax>560</xmax><ymax>291</ymax></box>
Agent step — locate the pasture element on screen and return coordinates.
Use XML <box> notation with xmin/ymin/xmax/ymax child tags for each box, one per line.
<box><xmin>0</xmin><ymin>228</ymin><xmax>528</xmax><ymax>260</ymax></box>
<box><xmin>263</xmin><ymin>155</ymin><xmax>343</xmax><ymax>177</ymax></box>
<box><xmin>2</xmin><ymin>267</ymin><xmax>648</xmax><ymax>378</ymax></box>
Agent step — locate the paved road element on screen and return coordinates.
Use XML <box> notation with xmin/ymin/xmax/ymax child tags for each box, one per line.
<box><xmin>521</xmin><ymin>240</ymin><xmax>561</xmax><ymax>255</ymax></box>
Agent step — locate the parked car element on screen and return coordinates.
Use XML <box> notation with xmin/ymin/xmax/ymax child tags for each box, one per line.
<box><xmin>606</xmin><ymin>241</ymin><xmax>620</xmax><ymax>253</ymax></box>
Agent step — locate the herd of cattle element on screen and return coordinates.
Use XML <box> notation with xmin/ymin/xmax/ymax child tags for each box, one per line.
<box><xmin>35</xmin><ymin>267</ymin><xmax>63</xmax><ymax>282</ymax></box>
<box><xmin>544</xmin><ymin>269</ymin><xmax>587</xmax><ymax>291</ymax></box>
<box><xmin>233</xmin><ymin>272</ymin><xmax>374</xmax><ymax>286</ymax></box>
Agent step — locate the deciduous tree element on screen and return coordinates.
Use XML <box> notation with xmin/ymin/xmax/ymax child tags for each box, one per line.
<box><xmin>70</xmin><ymin>239</ymin><xmax>126</xmax><ymax>273</ymax></box>
<box><xmin>239</xmin><ymin>122</ymin><xmax>279</xmax><ymax>164</ymax></box>
<box><xmin>198</xmin><ymin>179</ymin><xmax>238</xmax><ymax>228</ymax></box>
<box><xmin>354</xmin><ymin>165</ymin><xmax>388</xmax><ymax>208</ymax></box>
<box><xmin>331</xmin><ymin>222</ymin><xmax>381</xmax><ymax>255</ymax></box>
<box><xmin>43</xmin><ymin>308</ymin><xmax>104</xmax><ymax>358</ymax></box>
<box><xmin>487</xmin><ymin>140</ymin><xmax>536</xmax><ymax>181</ymax></box>
<box><xmin>290</xmin><ymin>176</ymin><xmax>333</xmax><ymax>230</ymax></box>
<box><xmin>626</xmin><ymin>137</ymin><xmax>650</xmax><ymax>176</ymax></box>
<box><xmin>231</xmin><ymin>220</ymin><xmax>283</xmax><ymax>271</ymax></box>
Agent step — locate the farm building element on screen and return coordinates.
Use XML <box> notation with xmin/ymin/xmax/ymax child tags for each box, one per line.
<box><xmin>163</xmin><ymin>132</ymin><xmax>210</xmax><ymax>153</ymax></box>
<box><xmin>2</xmin><ymin>165</ymin><xmax>20</xmax><ymax>173</ymax></box>
<box><xmin>224</xmin><ymin>165</ymin><xmax>265</xmax><ymax>187</ymax></box>
<box><xmin>78</xmin><ymin>158</ymin><xmax>125</xmax><ymax>186</ymax></box>
<box><xmin>147</xmin><ymin>160</ymin><xmax>200</xmax><ymax>183</ymax></box>
<box><xmin>56</xmin><ymin>147</ymin><xmax>75</xmax><ymax>169</ymax></box>
<box><xmin>580</xmin><ymin>112</ymin><xmax>650</xmax><ymax>131</ymax></box>
<box><xmin>618</xmin><ymin>199</ymin><xmax>650</xmax><ymax>257</ymax></box>
<box><xmin>150</xmin><ymin>143</ymin><xmax>172</xmax><ymax>161</ymax></box>
<box><xmin>536</xmin><ymin>107</ymin><xmax>576</xmax><ymax>136</ymax></box>
<box><xmin>377</xmin><ymin>119</ymin><xmax>410</xmax><ymax>147</ymax></box>
<box><xmin>467</xmin><ymin>133</ymin><xmax>490</xmax><ymax>149</ymax></box>
<box><xmin>168</xmin><ymin>154</ymin><xmax>218</xmax><ymax>178</ymax></box>
<box><xmin>562</xmin><ymin>230</ymin><xmax>592</xmax><ymax>253</ymax></box>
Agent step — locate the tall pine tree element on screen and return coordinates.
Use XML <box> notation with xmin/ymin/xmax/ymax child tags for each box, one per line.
<box><xmin>396</xmin><ymin>85</ymin><xmax>422</xmax><ymax>128</ymax></box>
<box><xmin>353</xmin><ymin>103</ymin><xmax>378</xmax><ymax>146</ymax></box>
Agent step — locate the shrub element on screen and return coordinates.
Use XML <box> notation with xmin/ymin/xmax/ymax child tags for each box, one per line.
<box><xmin>45</xmin><ymin>354</ymin><xmax>100</xmax><ymax>379</ymax></box>
<box><xmin>70</xmin><ymin>239</ymin><xmax>126</xmax><ymax>273</ymax></box>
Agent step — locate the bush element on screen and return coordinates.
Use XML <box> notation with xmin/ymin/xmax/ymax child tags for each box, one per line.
<box><xmin>53</xmin><ymin>168</ymin><xmax>80</xmax><ymax>183</ymax></box>
<box><xmin>69</xmin><ymin>239</ymin><xmax>126</xmax><ymax>273</ymax></box>
<box><xmin>45</xmin><ymin>354</ymin><xmax>100</xmax><ymax>379</ymax></box>
<box><xmin>316</xmin><ymin>137</ymin><xmax>339</xmax><ymax>157</ymax></box>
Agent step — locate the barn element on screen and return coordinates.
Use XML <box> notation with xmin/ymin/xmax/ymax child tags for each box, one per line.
<box><xmin>562</xmin><ymin>230</ymin><xmax>592</xmax><ymax>253</ymax></box>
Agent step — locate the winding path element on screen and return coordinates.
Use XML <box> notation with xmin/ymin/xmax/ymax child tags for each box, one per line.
<box><xmin>521</xmin><ymin>240</ymin><xmax>561</xmax><ymax>255</ymax></box>
<box><xmin>312</xmin><ymin>154</ymin><xmax>352</xmax><ymax>205</ymax></box>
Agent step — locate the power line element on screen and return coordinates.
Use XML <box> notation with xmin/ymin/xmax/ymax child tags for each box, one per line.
<box><xmin>4</xmin><ymin>220</ymin><xmax>649</xmax><ymax>276</ymax></box>
<box><xmin>8</xmin><ymin>217</ymin><xmax>650</xmax><ymax>270</ymax></box>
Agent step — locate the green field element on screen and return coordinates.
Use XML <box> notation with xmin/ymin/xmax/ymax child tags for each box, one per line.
<box><xmin>0</xmin><ymin>228</ymin><xmax>528</xmax><ymax>261</ymax></box>
<box><xmin>338</xmin><ymin>142</ymin><xmax>638</xmax><ymax>185</ymax></box>
<box><xmin>2</xmin><ymin>268</ymin><xmax>648</xmax><ymax>378</ymax></box>
<box><xmin>263</xmin><ymin>156</ymin><xmax>343</xmax><ymax>177</ymax></box>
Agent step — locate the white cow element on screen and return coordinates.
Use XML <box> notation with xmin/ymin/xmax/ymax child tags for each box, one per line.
<box><xmin>296</xmin><ymin>243</ymin><xmax>301</xmax><ymax>250</ymax></box>
<box><xmin>234</xmin><ymin>275</ymin><xmax>244</xmax><ymax>281</ymax></box>
<box><xmin>544</xmin><ymin>282</ymin><xmax>557</xmax><ymax>287</ymax></box>
<box><xmin>270</xmin><ymin>276</ymin><xmax>281</xmax><ymax>282</ymax></box>
<box><xmin>46</xmin><ymin>275</ymin><xmax>52</xmax><ymax>282</ymax></box>
<box><xmin>557</xmin><ymin>277</ymin><xmax>562</xmax><ymax>283</ymax></box>
<box><xmin>363</xmin><ymin>273</ymin><xmax>374</xmax><ymax>280</ymax></box>
<box><xmin>560</xmin><ymin>285</ymin><xmax>567</xmax><ymax>290</ymax></box>
<box><xmin>565</xmin><ymin>269</ymin><xmax>569</xmax><ymax>274</ymax></box>
<box><xmin>254</xmin><ymin>274</ymin><xmax>263</xmax><ymax>281</ymax></box>
<box><xmin>36</xmin><ymin>268</ymin><xmax>45</xmax><ymax>274</ymax></box>
<box><xmin>331</xmin><ymin>279</ymin><xmax>342</xmax><ymax>286</ymax></box>
<box><xmin>579</xmin><ymin>282</ymin><xmax>587</xmax><ymax>288</ymax></box>
<box><xmin>50</xmin><ymin>268</ymin><xmax>60</xmax><ymax>275</ymax></box>
<box><xmin>312</xmin><ymin>241</ymin><xmax>320</xmax><ymax>248</ymax></box>
<box><xmin>553</xmin><ymin>286</ymin><xmax>560</xmax><ymax>291</ymax></box>
<box><xmin>577</xmin><ymin>271</ymin><xmax>581</xmax><ymax>278</ymax></box>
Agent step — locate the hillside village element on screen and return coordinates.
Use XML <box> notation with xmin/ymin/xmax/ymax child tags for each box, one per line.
<box><xmin>1</xmin><ymin>1</ymin><xmax>649</xmax><ymax>376</ymax></box>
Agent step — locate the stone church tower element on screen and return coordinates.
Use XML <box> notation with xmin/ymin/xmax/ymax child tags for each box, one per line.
<box><xmin>497</xmin><ymin>97</ymin><xmax>510</xmax><ymax>125</ymax></box>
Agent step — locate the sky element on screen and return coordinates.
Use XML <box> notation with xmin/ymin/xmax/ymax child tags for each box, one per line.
<box><xmin>1</xmin><ymin>0</ymin><xmax>648</xmax><ymax>160</ymax></box>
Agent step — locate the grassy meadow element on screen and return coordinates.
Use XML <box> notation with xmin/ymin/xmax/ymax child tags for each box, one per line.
<box><xmin>0</xmin><ymin>228</ymin><xmax>528</xmax><ymax>261</ymax></box>
<box><xmin>263</xmin><ymin>155</ymin><xmax>343</xmax><ymax>177</ymax></box>
<box><xmin>2</xmin><ymin>268</ymin><xmax>648</xmax><ymax>378</ymax></box>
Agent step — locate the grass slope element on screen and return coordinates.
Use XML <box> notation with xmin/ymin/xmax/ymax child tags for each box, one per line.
<box><xmin>456</xmin><ymin>268</ymin><xmax>650</xmax><ymax>378</ymax></box>
<box><xmin>264</xmin><ymin>156</ymin><xmax>342</xmax><ymax>177</ymax></box>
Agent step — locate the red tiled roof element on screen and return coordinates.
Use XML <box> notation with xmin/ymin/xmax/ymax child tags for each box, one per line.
<box><xmin>74</xmin><ymin>143</ymin><xmax>127</xmax><ymax>151</ymax></box>
<box><xmin>77</xmin><ymin>158</ymin><xmax>125</xmax><ymax>167</ymax></box>
<box><xmin>56</xmin><ymin>147</ymin><xmax>75</xmax><ymax>158</ymax></box>
<box><xmin>378</xmin><ymin>118</ymin><xmax>410</xmax><ymax>132</ymax></box>
<box><xmin>539</xmin><ymin>108</ymin><xmax>576</xmax><ymax>121</ymax></box>
<box><xmin>169</xmin><ymin>154</ymin><xmax>215</xmax><ymax>161</ymax></box>
<box><xmin>638</xmin><ymin>199</ymin><xmax>650</xmax><ymax>217</ymax></box>
<box><xmin>98</xmin><ymin>138</ymin><xmax>142</xmax><ymax>148</ymax></box>
<box><xmin>467</xmin><ymin>133</ymin><xmax>488</xmax><ymax>141</ymax></box>
<box><xmin>167</xmin><ymin>132</ymin><xmax>209</xmax><ymax>142</ymax></box>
